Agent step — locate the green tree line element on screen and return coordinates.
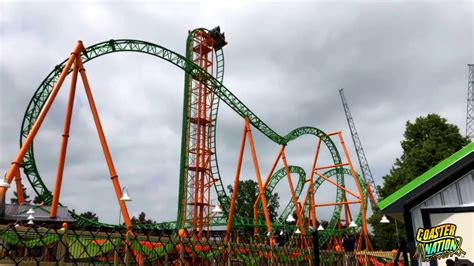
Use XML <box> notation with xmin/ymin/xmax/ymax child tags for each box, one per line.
<box><xmin>369</xmin><ymin>114</ymin><xmax>469</xmax><ymax>250</ymax></box>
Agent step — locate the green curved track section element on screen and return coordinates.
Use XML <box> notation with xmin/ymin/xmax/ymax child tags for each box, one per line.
<box><xmin>255</xmin><ymin>166</ymin><xmax>366</xmax><ymax>247</ymax></box>
<box><xmin>267</xmin><ymin>166</ymin><xmax>306</xmax><ymax>223</ymax></box>
<box><xmin>235</xmin><ymin>165</ymin><xmax>306</xmax><ymax>229</ymax></box>
<box><xmin>19</xmin><ymin>37</ymin><xmax>366</xmax><ymax>234</ymax></box>
<box><xmin>282</xmin><ymin>127</ymin><xmax>345</xmax><ymax>238</ymax></box>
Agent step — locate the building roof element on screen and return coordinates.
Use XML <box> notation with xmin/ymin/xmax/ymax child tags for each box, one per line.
<box><xmin>379</xmin><ymin>142</ymin><xmax>474</xmax><ymax>212</ymax></box>
<box><xmin>1</xmin><ymin>204</ymin><xmax>75</xmax><ymax>223</ymax></box>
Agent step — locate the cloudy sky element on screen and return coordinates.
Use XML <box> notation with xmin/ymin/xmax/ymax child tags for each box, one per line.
<box><xmin>0</xmin><ymin>1</ymin><xmax>472</xmax><ymax>225</ymax></box>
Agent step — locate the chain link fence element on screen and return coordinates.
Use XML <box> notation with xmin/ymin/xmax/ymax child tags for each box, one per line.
<box><xmin>0</xmin><ymin>224</ymin><xmax>399</xmax><ymax>265</ymax></box>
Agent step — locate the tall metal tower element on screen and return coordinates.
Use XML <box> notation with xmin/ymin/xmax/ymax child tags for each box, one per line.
<box><xmin>339</xmin><ymin>89</ymin><xmax>378</xmax><ymax>207</ymax></box>
<box><xmin>466</xmin><ymin>64</ymin><xmax>474</xmax><ymax>140</ymax></box>
<box><xmin>178</xmin><ymin>27</ymin><xmax>227</xmax><ymax>239</ymax></box>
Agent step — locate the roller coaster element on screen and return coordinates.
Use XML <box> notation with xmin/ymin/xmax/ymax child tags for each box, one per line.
<box><xmin>0</xmin><ymin>27</ymin><xmax>375</xmax><ymax>250</ymax></box>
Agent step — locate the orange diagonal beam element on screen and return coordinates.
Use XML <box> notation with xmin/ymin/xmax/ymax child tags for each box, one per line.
<box><xmin>225</xmin><ymin>120</ymin><xmax>248</xmax><ymax>242</ymax></box>
<box><xmin>314</xmin><ymin>171</ymin><xmax>361</xmax><ymax>199</ymax></box>
<box><xmin>51</xmin><ymin>56</ymin><xmax>80</xmax><ymax>218</ymax></box>
<box><xmin>77</xmin><ymin>58</ymin><xmax>132</xmax><ymax>229</ymax></box>
<box><xmin>247</xmin><ymin>118</ymin><xmax>273</xmax><ymax>241</ymax></box>
<box><xmin>3</xmin><ymin>42</ymin><xmax>83</xmax><ymax>187</ymax></box>
<box><xmin>315</xmin><ymin>200</ymin><xmax>361</xmax><ymax>207</ymax></box>
<box><xmin>282</xmin><ymin>149</ymin><xmax>305</xmax><ymax>235</ymax></box>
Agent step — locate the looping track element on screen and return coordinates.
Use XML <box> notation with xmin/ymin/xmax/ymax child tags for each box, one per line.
<box><xmin>19</xmin><ymin>38</ymin><xmax>367</xmax><ymax>245</ymax></box>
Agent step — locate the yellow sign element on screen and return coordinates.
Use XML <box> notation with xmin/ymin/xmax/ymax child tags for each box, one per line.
<box><xmin>416</xmin><ymin>223</ymin><xmax>466</xmax><ymax>262</ymax></box>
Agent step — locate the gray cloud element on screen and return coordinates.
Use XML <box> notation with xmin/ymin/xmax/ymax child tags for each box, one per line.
<box><xmin>1</xmin><ymin>1</ymin><xmax>472</xmax><ymax>225</ymax></box>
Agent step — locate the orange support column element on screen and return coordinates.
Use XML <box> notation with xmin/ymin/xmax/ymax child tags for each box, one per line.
<box><xmin>342</xmin><ymin>193</ymin><xmax>353</xmax><ymax>228</ymax></box>
<box><xmin>225</xmin><ymin>121</ymin><xmax>248</xmax><ymax>242</ymax></box>
<box><xmin>307</xmin><ymin>138</ymin><xmax>322</xmax><ymax>228</ymax></box>
<box><xmin>263</xmin><ymin>147</ymin><xmax>284</xmax><ymax>188</ymax></box>
<box><xmin>301</xmin><ymin>180</ymin><xmax>316</xmax><ymax>228</ymax></box>
<box><xmin>254</xmin><ymin>147</ymin><xmax>283</xmax><ymax>236</ymax></box>
<box><xmin>246</xmin><ymin>118</ymin><xmax>273</xmax><ymax>240</ymax></box>
<box><xmin>315</xmin><ymin>172</ymin><xmax>361</xmax><ymax>199</ymax></box>
<box><xmin>365</xmin><ymin>183</ymin><xmax>378</xmax><ymax>209</ymax></box>
<box><xmin>253</xmin><ymin>195</ymin><xmax>260</xmax><ymax>236</ymax></box>
<box><xmin>50</xmin><ymin>58</ymin><xmax>79</xmax><ymax>218</ymax></box>
<box><xmin>281</xmin><ymin>149</ymin><xmax>305</xmax><ymax>234</ymax></box>
<box><xmin>337</xmin><ymin>132</ymin><xmax>371</xmax><ymax>250</ymax></box>
<box><xmin>3</xmin><ymin>42</ymin><xmax>83</xmax><ymax>188</ymax></box>
<box><xmin>13</xmin><ymin>168</ymin><xmax>24</xmax><ymax>204</ymax></box>
<box><xmin>77</xmin><ymin>59</ymin><xmax>132</xmax><ymax>229</ymax></box>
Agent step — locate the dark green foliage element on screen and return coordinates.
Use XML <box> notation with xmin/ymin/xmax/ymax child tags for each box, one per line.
<box><xmin>10</xmin><ymin>185</ymin><xmax>46</xmax><ymax>205</ymax></box>
<box><xmin>131</xmin><ymin>212</ymin><xmax>154</xmax><ymax>225</ymax></box>
<box><xmin>10</xmin><ymin>185</ymin><xmax>30</xmax><ymax>204</ymax></box>
<box><xmin>80</xmin><ymin>211</ymin><xmax>99</xmax><ymax>222</ymax></box>
<box><xmin>32</xmin><ymin>195</ymin><xmax>44</xmax><ymax>204</ymax></box>
<box><xmin>227</xmin><ymin>180</ymin><xmax>280</xmax><ymax>222</ymax></box>
<box><xmin>378</xmin><ymin>114</ymin><xmax>469</xmax><ymax>198</ymax></box>
<box><xmin>368</xmin><ymin>207</ymin><xmax>405</xmax><ymax>250</ymax></box>
<box><xmin>370</xmin><ymin>114</ymin><xmax>469</xmax><ymax>250</ymax></box>
<box><xmin>317</xmin><ymin>219</ymin><xmax>329</xmax><ymax>229</ymax></box>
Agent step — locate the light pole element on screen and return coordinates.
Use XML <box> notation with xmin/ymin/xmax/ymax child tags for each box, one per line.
<box><xmin>348</xmin><ymin>220</ymin><xmax>357</xmax><ymax>228</ymax></box>
<box><xmin>210</xmin><ymin>199</ymin><xmax>223</xmax><ymax>214</ymax></box>
<box><xmin>380</xmin><ymin>214</ymin><xmax>399</xmax><ymax>245</ymax></box>
<box><xmin>118</xmin><ymin>186</ymin><xmax>131</xmax><ymax>226</ymax></box>
<box><xmin>0</xmin><ymin>174</ymin><xmax>10</xmax><ymax>217</ymax></box>
<box><xmin>286</xmin><ymin>214</ymin><xmax>295</xmax><ymax>223</ymax></box>
<box><xmin>13</xmin><ymin>203</ymin><xmax>35</xmax><ymax>226</ymax></box>
<box><xmin>209</xmin><ymin>199</ymin><xmax>222</xmax><ymax>238</ymax></box>
<box><xmin>380</xmin><ymin>215</ymin><xmax>390</xmax><ymax>223</ymax></box>
<box><xmin>0</xmin><ymin>177</ymin><xmax>10</xmax><ymax>188</ymax></box>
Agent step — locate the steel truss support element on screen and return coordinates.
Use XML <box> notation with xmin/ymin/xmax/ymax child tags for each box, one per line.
<box><xmin>300</xmin><ymin>131</ymin><xmax>372</xmax><ymax>250</ymax></box>
<box><xmin>253</xmin><ymin>146</ymin><xmax>283</xmax><ymax>236</ymax></box>
<box><xmin>339</xmin><ymin>89</ymin><xmax>378</xmax><ymax>208</ymax></box>
<box><xmin>0</xmin><ymin>41</ymin><xmax>133</xmax><ymax>229</ymax></box>
<box><xmin>181</xmin><ymin>30</ymin><xmax>218</xmax><ymax>240</ymax></box>
<box><xmin>14</xmin><ymin>35</ymin><xmax>374</xmax><ymax>241</ymax></box>
<box><xmin>252</xmin><ymin>145</ymin><xmax>308</xmax><ymax>241</ymax></box>
<box><xmin>225</xmin><ymin>118</ymin><xmax>273</xmax><ymax>244</ymax></box>
<box><xmin>3</xmin><ymin>43</ymin><xmax>84</xmax><ymax>203</ymax></box>
<box><xmin>50</xmin><ymin>56</ymin><xmax>79</xmax><ymax>218</ymax></box>
<box><xmin>281</xmin><ymin>149</ymin><xmax>306</xmax><ymax>235</ymax></box>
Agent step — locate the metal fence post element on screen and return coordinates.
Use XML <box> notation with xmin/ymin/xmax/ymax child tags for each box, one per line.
<box><xmin>113</xmin><ymin>238</ymin><xmax>120</xmax><ymax>266</ymax></box>
<box><xmin>113</xmin><ymin>250</ymin><xmax>117</xmax><ymax>266</ymax></box>
<box><xmin>125</xmin><ymin>233</ymin><xmax>130</xmax><ymax>266</ymax></box>
<box><xmin>312</xmin><ymin>230</ymin><xmax>319</xmax><ymax>266</ymax></box>
<box><xmin>179</xmin><ymin>242</ymin><xmax>184</xmax><ymax>266</ymax></box>
<box><xmin>271</xmin><ymin>244</ymin><xmax>275</xmax><ymax>266</ymax></box>
<box><xmin>226</xmin><ymin>242</ymin><xmax>231</xmax><ymax>265</ymax></box>
<box><xmin>56</xmin><ymin>229</ymin><xmax>68</xmax><ymax>266</ymax></box>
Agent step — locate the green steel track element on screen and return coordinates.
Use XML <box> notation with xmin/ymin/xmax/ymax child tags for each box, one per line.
<box><xmin>19</xmin><ymin>36</ymin><xmax>365</xmax><ymax>239</ymax></box>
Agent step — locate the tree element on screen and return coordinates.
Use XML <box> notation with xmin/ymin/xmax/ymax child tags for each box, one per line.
<box><xmin>9</xmin><ymin>185</ymin><xmax>44</xmax><ymax>205</ymax></box>
<box><xmin>379</xmin><ymin>114</ymin><xmax>469</xmax><ymax>198</ymax></box>
<box><xmin>227</xmin><ymin>180</ymin><xmax>280</xmax><ymax>222</ymax></box>
<box><xmin>10</xmin><ymin>185</ymin><xmax>31</xmax><ymax>204</ymax></box>
<box><xmin>317</xmin><ymin>219</ymin><xmax>329</xmax><ymax>229</ymax></box>
<box><xmin>80</xmin><ymin>211</ymin><xmax>99</xmax><ymax>221</ymax></box>
<box><xmin>131</xmin><ymin>212</ymin><xmax>154</xmax><ymax>225</ymax></box>
<box><xmin>32</xmin><ymin>195</ymin><xmax>44</xmax><ymax>205</ymax></box>
<box><xmin>369</xmin><ymin>114</ymin><xmax>469</xmax><ymax>250</ymax></box>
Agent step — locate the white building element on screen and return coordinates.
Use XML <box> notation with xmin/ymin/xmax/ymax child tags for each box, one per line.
<box><xmin>380</xmin><ymin>143</ymin><xmax>473</xmax><ymax>266</ymax></box>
